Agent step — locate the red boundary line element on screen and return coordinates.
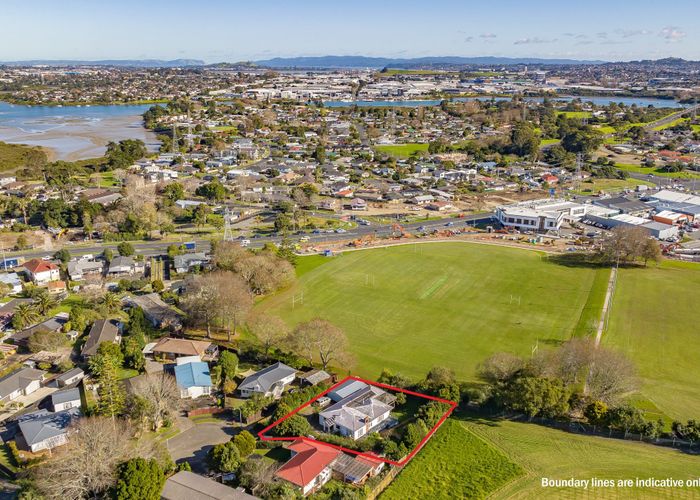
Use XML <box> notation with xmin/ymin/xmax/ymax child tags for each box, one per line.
<box><xmin>257</xmin><ymin>375</ymin><xmax>457</xmax><ymax>466</ymax></box>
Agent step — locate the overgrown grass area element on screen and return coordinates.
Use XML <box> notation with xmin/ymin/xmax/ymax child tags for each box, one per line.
<box><xmin>381</xmin><ymin>419</ymin><xmax>522</xmax><ymax>500</ymax></box>
<box><xmin>606</xmin><ymin>262</ymin><xmax>700</xmax><ymax>420</ymax></box>
<box><xmin>260</xmin><ymin>243</ymin><xmax>602</xmax><ymax>381</ymax></box>
<box><xmin>571</xmin><ymin>178</ymin><xmax>654</xmax><ymax>195</ymax></box>
<box><xmin>374</xmin><ymin>143</ymin><xmax>428</xmax><ymax>158</ymax></box>
<box><xmin>464</xmin><ymin>414</ymin><xmax>700</xmax><ymax>499</ymax></box>
<box><xmin>0</xmin><ymin>141</ymin><xmax>47</xmax><ymax>171</ymax></box>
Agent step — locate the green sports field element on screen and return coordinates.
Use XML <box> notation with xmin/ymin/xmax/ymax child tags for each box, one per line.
<box><xmin>466</xmin><ymin>415</ymin><xmax>700</xmax><ymax>499</ymax></box>
<box><xmin>374</xmin><ymin>143</ymin><xmax>428</xmax><ymax>158</ymax></box>
<box><xmin>381</xmin><ymin>412</ymin><xmax>700</xmax><ymax>499</ymax></box>
<box><xmin>259</xmin><ymin>242</ymin><xmax>608</xmax><ymax>381</ymax></box>
<box><xmin>607</xmin><ymin>261</ymin><xmax>700</xmax><ymax>421</ymax></box>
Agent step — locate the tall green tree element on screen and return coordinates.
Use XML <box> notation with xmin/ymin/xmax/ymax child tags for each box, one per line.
<box><xmin>115</xmin><ymin>458</ymin><xmax>165</xmax><ymax>500</ymax></box>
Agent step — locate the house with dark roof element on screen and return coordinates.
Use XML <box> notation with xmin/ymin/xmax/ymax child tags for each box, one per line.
<box><xmin>150</xmin><ymin>337</ymin><xmax>217</xmax><ymax>361</ymax></box>
<box><xmin>126</xmin><ymin>293</ymin><xmax>185</xmax><ymax>331</ymax></box>
<box><xmin>238</xmin><ymin>362</ymin><xmax>296</xmax><ymax>399</ymax></box>
<box><xmin>9</xmin><ymin>313</ymin><xmax>69</xmax><ymax>347</ymax></box>
<box><xmin>161</xmin><ymin>470</ymin><xmax>258</xmax><ymax>500</ymax></box>
<box><xmin>275</xmin><ymin>439</ymin><xmax>340</xmax><ymax>496</ymax></box>
<box><xmin>17</xmin><ymin>408</ymin><xmax>78</xmax><ymax>453</ymax></box>
<box><xmin>0</xmin><ymin>367</ymin><xmax>45</xmax><ymax>402</ymax></box>
<box><xmin>81</xmin><ymin>319</ymin><xmax>121</xmax><ymax>359</ymax></box>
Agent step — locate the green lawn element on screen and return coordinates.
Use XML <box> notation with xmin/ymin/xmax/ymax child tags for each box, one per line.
<box><xmin>606</xmin><ymin>262</ymin><xmax>700</xmax><ymax>420</ymax></box>
<box><xmin>381</xmin><ymin>419</ymin><xmax>523</xmax><ymax>500</ymax></box>
<box><xmin>615</xmin><ymin>163</ymin><xmax>700</xmax><ymax>180</ymax></box>
<box><xmin>557</xmin><ymin>111</ymin><xmax>592</xmax><ymax>119</ymax></box>
<box><xmin>595</xmin><ymin>124</ymin><xmax>617</xmax><ymax>134</ymax></box>
<box><xmin>572</xmin><ymin>178</ymin><xmax>654</xmax><ymax>196</ymax></box>
<box><xmin>374</xmin><ymin>143</ymin><xmax>429</xmax><ymax>158</ymax></box>
<box><xmin>259</xmin><ymin>243</ymin><xmax>603</xmax><ymax>381</ymax></box>
<box><xmin>464</xmin><ymin>414</ymin><xmax>700</xmax><ymax>499</ymax></box>
<box><xmin>653</xmin><ymin>117</ymin><xmax>688</xmax><ymax>131</ymax></box>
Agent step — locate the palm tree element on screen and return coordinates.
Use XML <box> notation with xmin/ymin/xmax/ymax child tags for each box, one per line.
<box><xmin>101</xmin><ymin>292</ymin><xmax>121</xmax><ymax>314</ymax></box>
<box><xmin>12</xmin><ymin>303</ymin><xmax>40</xmax><ymax>330</ymax></box>
<box><xmin>34</xmin><ymin>292</ymin><xmax>57</xmax><ymax>316</ymax></box>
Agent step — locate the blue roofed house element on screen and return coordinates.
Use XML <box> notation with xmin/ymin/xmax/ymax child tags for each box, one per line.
<box><xmin>238</xmin><ymin>362</ymin><xmax>296</xmax><ymax>399</ymax></box>
<box><xmin>17</xmin><ymin>408</ymin><xmax>79</xmax><ymax>453</ymax></box>
<box><xmin>174</xmin><ymin>361</ymin><xmax>213</xmax><ymax>399</ymax></box>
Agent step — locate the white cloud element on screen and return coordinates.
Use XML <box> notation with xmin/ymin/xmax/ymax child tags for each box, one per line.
<box><xmin>615</xmin><ymin>29</ymin><xmax>652</xmax><ymax>38</ymax></box>
<box><xmin>659</xmin><ymin>26</ymin><xmax>686</xmax><ymax>42</ymax></box>
<box><xmin>514</xmin><ymin>37</ymin><xmax>557</xmax><ymax>45</ymax></box>
<box><xmin>464</xmin><ymin>36</ymin><xmax>474</xmax><ymax>43</ymax></box>
<box><xmin>480</xmin><ymin>33</ymin><xmax>497</xmax><ymax>39</ymax></box>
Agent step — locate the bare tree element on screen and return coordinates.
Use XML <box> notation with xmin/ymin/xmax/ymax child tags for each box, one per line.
<box><xmin>248</xmin><ymin>313</ymin><xmax>289</xmax><ymax>357</ymax></box>
<box><xmin>180</xmin><ymin>274</ymin><xmax>220</xmax><ymax>337</ymax></box>
<box><xmin>210</xmin><ymin>271</ymin><xmax>253</xmax><ymax>341</ymax></box>
<box><xmin>477</xmin><ymin>352</ymin><xmax>524</xmax><ymax>385</ymax></box>
<box><xmin>33</xmin><ymin>417</ymin><xmax>155</xmax><ymax>499</ymax></box>
<box><xmin>129</xmin><ymin>373</ymin><xmax>181</xmax><ymax>431</ymax></box>
<box><xmin>288</xmin><ymin>318</ymin><xmax>351</xmax><ymax>370</ymax></box>
<box><xmin>235</xmin><ymin>253</ymin><xmax>294</xmax><ymax>295</ymax></box>
<box><xmin>212</xmin><ymin>240</ymin><xmax>249</xmax><ymax>271</ymax></box>
<box><xmin>600</xmin><ymin>226</ymin><xmax>654</xmax><ymax>265</ymax></box>
<box><xmin>585</xmin><ymin>348</ymin><xmax>638</xmax><ymax>404</ymax></box>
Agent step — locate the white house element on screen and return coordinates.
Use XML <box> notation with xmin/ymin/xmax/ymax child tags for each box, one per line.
<box><xmin>174</xmin><ymin>362</ymin><xmax>212</xmax><ymax>399</ymax></box>
<box><xmin>238</xmin><ymin>362</ymin><xmax>296</xmax><ymax>399</ymax></box>
<box><xmin>50</xmin><ymin>387</ymin><xmax>82</xmax><ymax>412</ymax></box>
<box><xmin>0</xmin><ymin>273</ymin><xmax>22</xmax><ymax>294</ymax></box>
<box><xmin>17</xmin><ymin>409</ymin><xmax>77</xmax><ymax>453</ymax></box>
<box><xmin>0</xmin><ymin>368</ymin><xmax>45</xmax><ymax>402</ymax></box>
<box><xmin>21</xmin><ymin>259</ymin><xmax>60</xmax><ymax>285</ymax></box>
<box><xmin>319</xmin><ymin>382</ymin><xmax>394</xmax><ymax>441</ymax></box>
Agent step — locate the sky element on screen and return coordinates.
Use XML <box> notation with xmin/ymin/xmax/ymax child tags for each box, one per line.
<box><xmin>1</xmin><ymin>0</ymin><xmax>699</xmax><ymax>62</ymax></box>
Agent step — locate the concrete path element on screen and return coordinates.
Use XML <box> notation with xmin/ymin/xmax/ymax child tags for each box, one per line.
<box><xmin>595</xmin><ymin>266</ymin><xmax>617</xmax><ymax>347</ymax></box>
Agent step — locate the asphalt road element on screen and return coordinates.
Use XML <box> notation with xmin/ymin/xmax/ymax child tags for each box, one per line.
<box><xmin>15</xmin><ymin>212</ymin><xmax>496</xmax><ymax>260</ymax></box>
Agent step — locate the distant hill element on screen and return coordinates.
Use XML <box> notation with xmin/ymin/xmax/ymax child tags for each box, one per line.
<box><xmin>254</xmin><ymin>55</ymin><xmax>606</xmax><ymax>69</ymax></box>
<box><xmin>0</xmin><ymin>59</ymin><xmax>205</xmax><ymax>68</ymax></box>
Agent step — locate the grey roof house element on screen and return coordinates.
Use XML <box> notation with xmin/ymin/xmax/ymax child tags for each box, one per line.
<box><xmin>173</xmin><ymin>253</ymin><xmax>209</xmax><ymax>273</ymax></box>
<box><xmin>107</xmin><ymin>256</ymin><xmax>137</xmax><ymax>275</ymax></box>
<box><xmin>17</xmin><ymin>408</ymin><xmax>78</xmax><ymax>453</ymax></box>
<box><xmin>238</xmin><ymin>362</ymin><xmax>296</xmax><ymax>399</ymax></box>
<box><xmin>56</xmin><ymin>367</ymin><xmax>85</xmax><ymax>387</ymax></box>
<box><xmin>161</xmin><ymin>471</ymin><xmax>258</xmax><ymax>500</ymax></box>
<box><xmin>81</xmin><ymin>319</ymin><xmax>121</xmax><ymax>359</ymax></box>
<box><xmin>0</xmin><ymin>367</ymin><xmax>45</xmax><ymax>402</ymax></box>
<box><xmin>50</xmin><ymin>387</ymin><xmax>82</xmax><ymax>412</ymax></box>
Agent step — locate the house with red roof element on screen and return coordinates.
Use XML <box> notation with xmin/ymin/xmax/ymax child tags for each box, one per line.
<box><xmin>21</xmin><ymin>259</ymin><xmax>60</xmax><ymax>285</ymax></box>
<box><xmin>541</xmin><ymin>174</ymin><xmax>559</xmax><ymax>186</ymax></box>
<box><xmin>275</xmin><ymin>439</ymin><xmax>340</xmax><ymax>496</ymax></box>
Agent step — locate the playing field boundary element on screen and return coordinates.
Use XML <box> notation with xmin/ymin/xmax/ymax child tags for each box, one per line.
<box><xmin>301</xmin><ymin>237</ymin><xmax>562</xmax><ymax>257</ymax></box>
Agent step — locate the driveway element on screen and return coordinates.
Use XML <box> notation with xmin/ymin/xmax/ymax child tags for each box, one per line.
<box><xmin>166</xmin><ymin>418</ymin><xmax>235</xmax><ymax>473</ymax></box>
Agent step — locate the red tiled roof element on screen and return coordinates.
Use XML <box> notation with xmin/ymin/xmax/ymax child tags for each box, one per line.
<box><xmin>23</xmin><ymin>259</ymin><xmax>58</xmax><ymax>274</ymax></box>
<box><xmin>275</xmin><ymin>439</ymin><xmax>340</xmax><ymax>488</ymax></box>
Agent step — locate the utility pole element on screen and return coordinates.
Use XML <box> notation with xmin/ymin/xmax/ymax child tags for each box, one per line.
<box><xmin>575</xmin><ymin>152</ymin><xmax>583</xmax><ymax>194</ymax></box>
<box><xmin>223</xmin><ymin>208</ymin><xmax>235</xmax><ymax>242</ymax></box>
